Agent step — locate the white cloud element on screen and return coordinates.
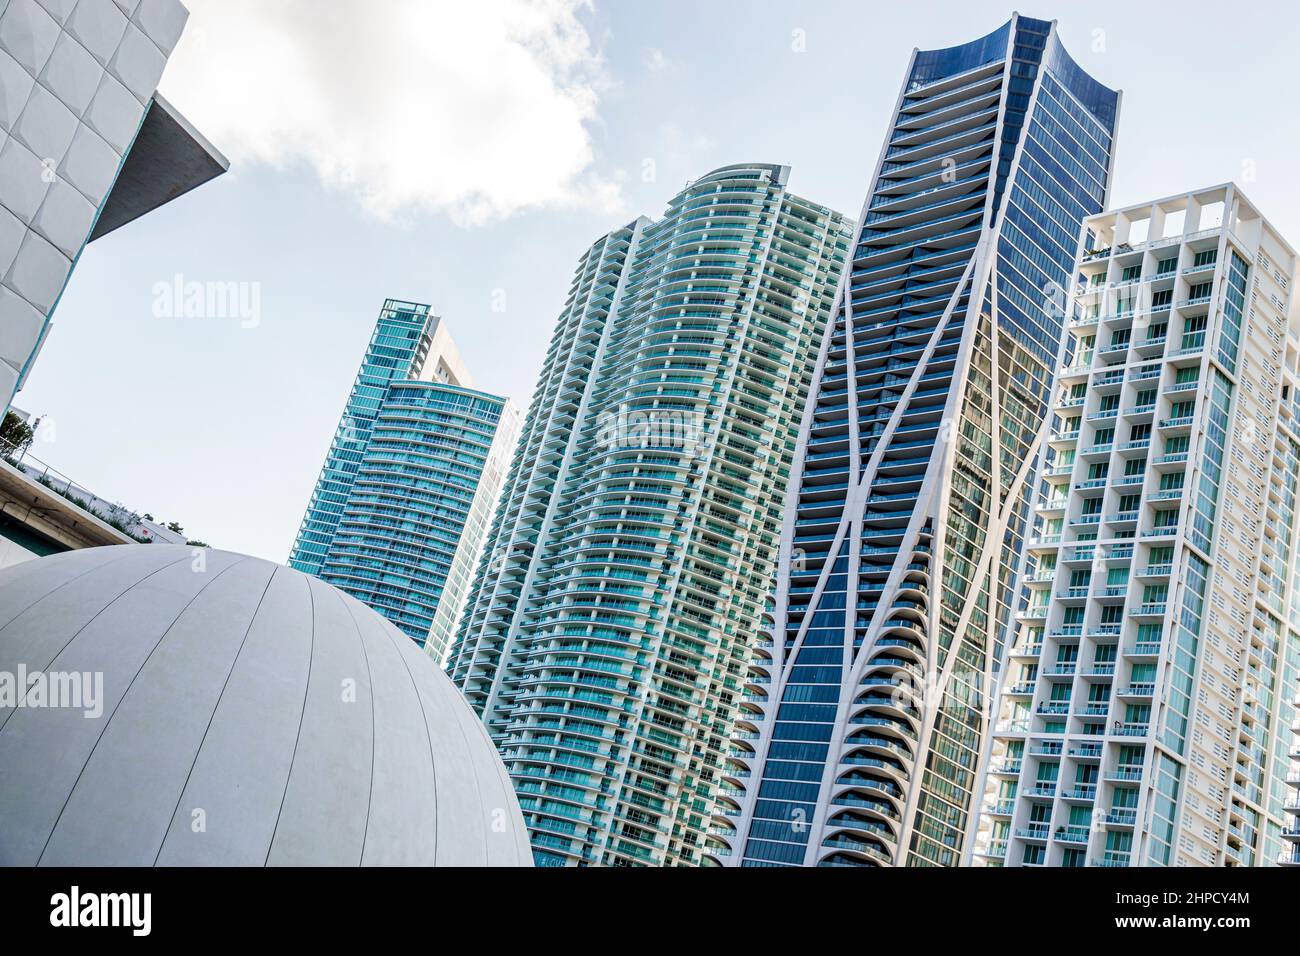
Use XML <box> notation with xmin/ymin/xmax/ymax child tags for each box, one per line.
<box><xmin>161</xmin><ymin>0</ymin><xmax>622</xmax><ymax>225</ymax></box>
<box><xmin>642</xmin><ymin>47</ymin><xmax>670</xmax><ymax>72</ymax></box>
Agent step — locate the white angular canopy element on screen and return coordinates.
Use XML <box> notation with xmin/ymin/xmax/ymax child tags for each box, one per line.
<box><xmin>0</xmin><ymin>546</ymin><xmax>531</xmax><ymax>866</ymax></box>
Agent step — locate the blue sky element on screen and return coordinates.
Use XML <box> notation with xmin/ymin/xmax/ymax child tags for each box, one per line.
<box><xmin>14</xmin><ymin>0</ymin><xmax>1300</xmax><ymax>561</ymax></box>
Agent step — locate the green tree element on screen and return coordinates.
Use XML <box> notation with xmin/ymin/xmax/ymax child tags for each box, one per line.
<box><xmin>0</xmin><ymin>411</ymin><xmax>37</xmax><ymax>458</ymax></box>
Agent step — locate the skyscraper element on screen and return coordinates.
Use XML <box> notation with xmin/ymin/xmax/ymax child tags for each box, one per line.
<box><xmin>1</xmin><ymin>0</ymin><xmax>227</xmax><ymax>412</ymax></box>
<box><xmin>1285</xmin><ymin>698</ymin><xmax>1300</xmax><ymax>866</ymax></box>
<box><xmin>715</xmin><ymin>16</ymin><xmax>1120</xmax><ymax>867</ymax></box>
<box><xmin>970</xmin><ymin>184</ymin><xmax>1300</xmax><ymax>867</ymax></box>
<box><xmin>289</xmin><ymin>299</ymin><xmax>516</xmax><ymax>654</ymax></box>
<box><xmin>290</xmin><ymin>301</ymin><xmax>439</xmax><ymax>578</ymax></box>
<box><xmin>447</xmin><ymin>163</ymin><xmax>850</xmax><ymax>866</ymax></box>
<box><xmin>425</xmin><ymin>396</ymin><xmax>519</xmax><ymax>664</ymax></box>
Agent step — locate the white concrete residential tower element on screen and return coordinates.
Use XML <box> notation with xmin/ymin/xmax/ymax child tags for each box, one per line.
<box><xmin>972</xmin><ymin>184</ymin><xmax>1300</xmax><ymax>867</ymax></box>
<box><xmin>1285</xmin><ymin>668</ymin><xmax>1300</xmax><ymax>864</ymax></box>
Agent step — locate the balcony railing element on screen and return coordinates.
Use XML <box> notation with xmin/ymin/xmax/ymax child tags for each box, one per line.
<box><xmin>1095</xmin><ymin>851</ymin><xmax>1131</xmax><ymax>867</ymax></box>
<box><xmin>1112</xmin><ymin>723</ymin><xmax>1150</xmax><ymax>738</ymax></box>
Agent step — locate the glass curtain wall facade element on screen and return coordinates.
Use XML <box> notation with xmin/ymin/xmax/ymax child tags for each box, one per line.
<box><xmin>972</xmin><ymin>184</ymin><xmax>1300</xmax><ymax>867</ymax></box>
<box><xmin>447</xmin><ymin>164</ymin><xmax>850</xmax><ymax>866</ymax></box>
<box><xmin>1286</xmin><ymin>651</ymin><xmax>1300</xmax><ymax>864</ymax></box>
<box><xmin>289</xmin><ymin>299</ymin><xmax>515</xmax><ymax>653</ymax></box>
<box><xmin>427</xmin><ymin>399</ymin><xmax>520</xmax><ymax>664</ymax></box>
<box><xmin>290</xmin><ymin>300</ymin><xmax>435</xmax><ymax>578</ymax></box>
<box><xmin>319</xmin><ymin>381</ymin><xmax>517</xmax><ymax>654</ymax></box>
<box><xmin>714</xmin><ymin>17</ymin><xmax>1120</xmax><ymax>868</ymax></box>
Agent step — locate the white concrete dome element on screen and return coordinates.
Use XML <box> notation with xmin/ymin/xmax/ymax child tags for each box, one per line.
<box><xmin>0</xmin><ymin>546</ymin><xmax>531</xmax><ymax>866</ymax></box>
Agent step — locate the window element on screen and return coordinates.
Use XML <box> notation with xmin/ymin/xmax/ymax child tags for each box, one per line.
<box><xmin>1141</xmin><ymin>585</ymin><xmax>1168</xmax><ymax>604</ymax></box>
<box><xmin>1124</xmin><ymin>703</ymin><xmax>1151</xmax><ymax>724</ymax></box>
<box><xmin>1112</xmin><ymin>787</ymin><xmax>1138</xmax><ymax>810</ymax></box>
<box><xmin>1129</xmin><ymin>662</ymin><xmax>1155</xmax><ymax>684</ymax></box>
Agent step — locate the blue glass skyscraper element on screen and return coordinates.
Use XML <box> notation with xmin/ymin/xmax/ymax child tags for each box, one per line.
<box><xmin>289</xmin><ymin>300</ymin><xmax>517</xmax><ymax>655</ymax></box>
<box><xmin>289</xmin><ymin>300</ymin><xmax>437</xmax><ymax>578</ymax></box>
<box><xmin>713</xmin><ymin>16</ymin><xmax>1121</xmax><ymax>867</ymax></box>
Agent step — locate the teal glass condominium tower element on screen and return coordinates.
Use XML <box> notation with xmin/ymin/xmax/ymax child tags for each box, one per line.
<box><xmin>448</xmin><ymin>164</ymin><xmax>850</xmax><ymax>866</ymax></box>
<box><xmin>289</xmin><ymin>300</ymin><xmax>437</xmax><ymax>579</ymax></box>
<box><xmin>289</xmin><ymin>300</ymin><xmax>517</xmax><ymax>656</ymax></box>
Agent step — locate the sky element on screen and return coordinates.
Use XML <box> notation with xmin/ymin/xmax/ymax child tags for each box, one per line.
<box><xmin>14</xmin><ymin>0</ymin><xmax>1300</xmax><ymax>561</ymax></box>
